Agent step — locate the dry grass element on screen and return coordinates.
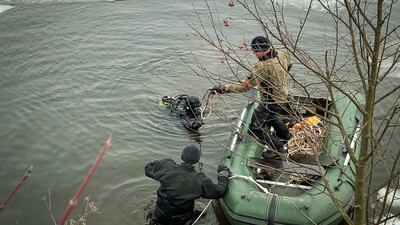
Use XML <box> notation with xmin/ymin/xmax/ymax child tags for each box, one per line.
<box><xmin>42</xmin><ymin>191</ymin><xmax>100</xmax><ymax>225</ymax></box>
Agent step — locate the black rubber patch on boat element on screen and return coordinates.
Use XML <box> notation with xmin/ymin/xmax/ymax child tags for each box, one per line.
<box><xmin>267</xmin><ymin>194</ymin><xmax>277</xmax><ymax>224</ymax></box>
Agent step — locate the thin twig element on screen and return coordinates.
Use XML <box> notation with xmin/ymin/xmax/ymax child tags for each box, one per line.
<box><xmin>42</xmin><ymin>189</ymin><xmax>57</xmax><ymax>225</ymax></box>
<box><xmin>0</xmin><ymin>165</ymin><xmax>33</xmax><ymax>213</ymax></box>
<box><xmin>58</xmin><ymin>131</ymin><xmax>115</xmax><ymax>225</ymax></box>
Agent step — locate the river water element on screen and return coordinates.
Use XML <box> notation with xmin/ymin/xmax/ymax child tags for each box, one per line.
<box><xmin>0</xmin><ymin>0</ymin><xmax>399</xmax><ymax>225</ymax></box>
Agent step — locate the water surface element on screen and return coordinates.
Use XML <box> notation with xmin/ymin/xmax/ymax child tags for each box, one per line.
<box><xmin>0</xmin><ymin>1</ymin><xmax>399</xmax><ymax>225</ymax></box>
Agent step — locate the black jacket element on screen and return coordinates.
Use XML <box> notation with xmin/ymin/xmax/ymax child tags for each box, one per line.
<box><xmin>145</xmin><ymin>159</ymin><xmax>228</xmax><ymax>224</ymax></box>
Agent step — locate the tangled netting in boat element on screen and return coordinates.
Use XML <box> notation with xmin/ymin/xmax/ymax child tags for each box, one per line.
<box><xmin>286</xmin><ymin>116</ymin><xmax>326</xmax><ymax>158</ymax></box>
<box><xmin>285</xmin><ymin>116</ymin><xmax>326</xmax><ymax>184</ymax></box>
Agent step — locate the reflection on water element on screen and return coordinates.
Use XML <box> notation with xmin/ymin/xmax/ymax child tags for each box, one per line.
<box><xmin>0</xmin><ymin>4</ymin><xmax>14</xmax><ymax>13</ymax></box>
<box><xmin>143</xmin><ymin>198</ymin><xmax>214</xmax><ymax>225</ymax></box>
<box><xmin>0</xmin><ymin>1</ymin><xmax>230</xmax><ymax>224</ymax></box>
<box><xmin>143</xmin><ymin>198</ymin><xmax>155</xmax><ymax>224</ymax></box>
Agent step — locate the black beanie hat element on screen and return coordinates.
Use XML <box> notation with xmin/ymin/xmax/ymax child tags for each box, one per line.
<box><xmin>251</xmin><ymin>36</ymin><xmax>270</xmax><ymax>51</ymax></box>
<box><xmin>181</xmin><ymin>144</ymin><xmax>201</xmax><ymax>165</ymax></box>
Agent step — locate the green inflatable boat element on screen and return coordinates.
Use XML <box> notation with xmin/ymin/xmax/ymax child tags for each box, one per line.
<box><xmin>219</xmin><ymin>91</ymin><xmax>363</xmax><ymax>225</ymax></box>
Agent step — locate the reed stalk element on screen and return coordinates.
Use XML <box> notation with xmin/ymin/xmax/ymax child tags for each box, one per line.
<box><xmin>58</xmin><ymin>131</ymin><xmax>115</xmax><ymax>225</ymax></box>
<box><xmin>0</xmin><ymin>165</ymin><xmax>33</xmax><ymax>213</ymax></box>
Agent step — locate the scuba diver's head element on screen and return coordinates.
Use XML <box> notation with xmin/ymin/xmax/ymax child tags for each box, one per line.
<box><xmin>161</xmin><ymin>96</ymin><xmax>175</xmax><ymax>106</ymax></box>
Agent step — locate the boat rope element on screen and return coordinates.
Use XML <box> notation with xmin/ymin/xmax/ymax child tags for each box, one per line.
<box><xmin>200</xmin><ymin>90</ymin><xmax>243</xmax><ymax>121</ymax></box>
<box><xmin>229</xmin><ymin>174</ymin><xmax>270</xmax><ymax>194</ymax></box>
<box><xmin>200</xmin><ymin>91</ymin><xmax>215</xmax><ymax>120</ymax></box>
<box><xmin>287</xmin><ymin>117</ymin><xmax>326</xmax><ymax>158</ymax></box>
<box><xmin>191</xmin><ymin>199</ymin><xmax>213</xmax><ymax>225</ymax></box>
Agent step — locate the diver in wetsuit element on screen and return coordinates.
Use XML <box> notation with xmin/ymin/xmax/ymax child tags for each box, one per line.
<box><xmin>161</xmin><ymin>95</ymin><xmax>204</xmax><ymax>131</ymax></box>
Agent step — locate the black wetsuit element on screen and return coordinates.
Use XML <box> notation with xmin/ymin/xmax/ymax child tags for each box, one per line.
<box><xmin>164</xmin><ymin>95</ymin><xmax>203</xmax><ymax>130</ymax></box>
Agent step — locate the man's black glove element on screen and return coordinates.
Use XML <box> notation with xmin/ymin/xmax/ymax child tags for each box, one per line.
<box><xmin>285</xmin><ymin>120</ymin><xmax>297</xmax><ymax>129</ymax></box>
<box><xmin>217</xmin><ymin>165</ymin><xmax>230</xmax><ymax>178</ymax></box>
<box><xmin>217</xmin><ymin>165</ymin><xmax>230</xmax><ymax>173</ymax></box>
<box><xmin>208</xmin><ymin>85</ymin><xmax>225</xmax><ymax>94</ymax></box>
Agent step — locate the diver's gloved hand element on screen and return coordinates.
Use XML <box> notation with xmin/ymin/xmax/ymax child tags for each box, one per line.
<box><xmin>208</xmin><ymin>85</ymin><xmax>225</xmax><ymax>94</ymax></box>
<box><xmin>189</xmin><ymin>121</ymin><xmax>203</xmax><ymax>130</ymax></box>
<box><xmin>149</xmin><ymin>160</ymin><xmax>160</xmax><ymax>165</ymax></box>
<box><xmin>217</xmin><ymin>165</ymin><xmax>230</xmax><ymax>178</ymax></box>
<box><xmin>191</xmin><ymin>121</ymin><xmax>203</xmax><ymax>130</ymax></box>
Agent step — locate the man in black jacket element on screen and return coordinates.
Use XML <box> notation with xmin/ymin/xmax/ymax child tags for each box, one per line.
<box><xmin>145</xmin><ymin>144</ymin><xmax>230</xmax><ymax>225</ymax></box>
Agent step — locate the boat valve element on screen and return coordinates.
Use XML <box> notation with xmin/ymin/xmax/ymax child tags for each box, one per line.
<box><xmin>338</xmin><ymin>145</ymin><xmax>347</xmax><ymax>157</ymax></box>
<box><xmin>240</xmin><ymin>194</ymin><xmax>251</xmax><ymax>202</ymax></box>
<box><xmin>334</xmin><ymin>178</ymin><xmax>344</xmax><ymax>191</ymax></box>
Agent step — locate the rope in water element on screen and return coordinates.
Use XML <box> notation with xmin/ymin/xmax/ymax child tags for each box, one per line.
<box><xmin>191</xmin><ymin>199</ymin><xmax>212</xmax><ymax>225</ymax></box>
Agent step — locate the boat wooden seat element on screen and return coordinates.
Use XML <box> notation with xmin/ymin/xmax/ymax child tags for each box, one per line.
<box><xmin>291</xmin><ymin>155</ymin><xmax>339</xmax><ymax>167</ymax></box>
<box><xmin>247</xmin><ymin>157</ymin><xmax>325</xmax><ymax>176</ymax></box>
